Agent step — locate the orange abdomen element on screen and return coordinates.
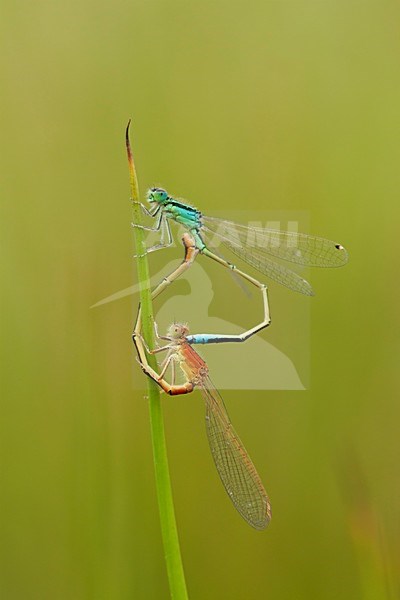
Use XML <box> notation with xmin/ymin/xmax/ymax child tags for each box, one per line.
<box><xmin>178</xmin><ymin>342</ymin><xmax>208</xmax><ymax>382</ymax></box>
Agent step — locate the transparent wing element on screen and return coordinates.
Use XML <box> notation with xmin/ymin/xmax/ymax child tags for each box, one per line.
<box><xmin>202</xmin><ymin>223</ymin><xmax>314</xmax><ymax>295</ymax></box>
<box><xmin>201</xmin><ymin>378</ymin><xmax>271</xmax><ymax>530</ymax></box>
<box><xmin>202</xmin><ymin>215</ymin><xmax>348</xmax><ymax>268</ymax></box>
<box><xmin>224</xmin><ymin>240</ymin><xmax>314</xmax><ymax>295</ymax></box>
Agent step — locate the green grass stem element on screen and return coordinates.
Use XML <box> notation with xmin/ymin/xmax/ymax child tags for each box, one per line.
<box><xmin>125</xmin><ymin>121</ymin><xmax>188</xmax><ymax>600</ymax></box>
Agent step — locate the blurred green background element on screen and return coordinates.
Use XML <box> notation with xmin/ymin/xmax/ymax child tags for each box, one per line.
<box><xmin>1</xmin><ymin>1</ymin><xmax>400</xmax><ymax>598</ymax></box>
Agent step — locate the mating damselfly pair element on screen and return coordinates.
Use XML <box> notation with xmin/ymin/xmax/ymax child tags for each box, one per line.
<box><xmin>129</xmin><ymin>129</ymin><xmax>348</xmax><ymax>529</ymax></box>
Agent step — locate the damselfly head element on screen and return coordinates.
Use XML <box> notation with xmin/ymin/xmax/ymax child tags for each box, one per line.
<box><xmin>167</xmin><ymin>322</ymin><xmax>189</xmax><ymax>339</ymax></box>
<box><xmin>147</xmin><ymin>187</ymin><xmax>169</xmax><ymax>205</ymax></box>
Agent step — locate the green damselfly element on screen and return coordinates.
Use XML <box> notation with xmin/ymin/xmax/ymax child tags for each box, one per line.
<box><xmin>132</xmin><ymin>188</ymin><xmax>348</xmax><ymax>296</ymax></box>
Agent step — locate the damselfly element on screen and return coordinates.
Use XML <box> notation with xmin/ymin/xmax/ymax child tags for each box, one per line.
<box><xmin>132</xmin><ymin>188</ymin><xmax>348</xmax><ymax>296</ymax></box>
<box><xmin>134</xmin><ymin>318</ymin><xmax>271</xmax><ymax>530</ymax></box>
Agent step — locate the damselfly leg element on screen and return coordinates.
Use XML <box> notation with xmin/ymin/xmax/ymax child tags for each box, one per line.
<box><xmin>133</xmin><ymin>232</ymin><xmax>271</xmax><ymax>354</ymax></box>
